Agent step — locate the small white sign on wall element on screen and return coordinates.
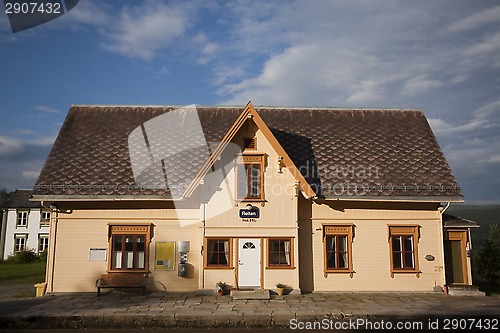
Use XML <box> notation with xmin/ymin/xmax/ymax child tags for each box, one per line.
<box><xmin>89</xmin><ymin>248</ymin><xmax>107</xmax><ymax>261</ymax></box>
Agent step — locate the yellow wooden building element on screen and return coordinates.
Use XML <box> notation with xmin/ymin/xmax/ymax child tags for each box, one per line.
<box><xmin>32</xmin><ymin>102</ymin><xmax>476</xmax><ymax>294</ymax></box>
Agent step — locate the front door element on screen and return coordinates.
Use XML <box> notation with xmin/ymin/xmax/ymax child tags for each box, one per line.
<box><xmin>238</xmin><ymin>238</ymin><xmax>261</xmax><ymax>288</ymax></box>
<box><xmin>444</xmin><ymin>230</ymin><xmax>468</xmax><ymax>285</ymax></box>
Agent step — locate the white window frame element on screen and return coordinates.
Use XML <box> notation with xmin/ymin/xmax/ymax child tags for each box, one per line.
<box><xmin>16</xmin><ymin>210</ymin><xmax>28</xmax><ymax>228</ymax></box>
<box><xmin>14</xmin><ymin>234</ymin><xmax>28</xmax><ymax>253</ymax></box>
<box><xmin>38</xmin><ymin>234</ymin><xmax>49</xmax><ymax>253</ymax></box>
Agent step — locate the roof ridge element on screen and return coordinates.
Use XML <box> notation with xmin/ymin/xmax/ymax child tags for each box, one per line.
<box><xmin>70</xmin><ymin>104</ymin><xmax>422</xmax><ymax>112</ymax></box>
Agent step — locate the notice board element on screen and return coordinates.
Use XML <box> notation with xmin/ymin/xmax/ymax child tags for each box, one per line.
<box><xmin>155</xmin><ymin>242</ymin><xmax>175</xmax><ymax>270</ymax></box>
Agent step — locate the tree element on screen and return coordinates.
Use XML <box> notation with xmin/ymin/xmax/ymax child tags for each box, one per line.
<box><xmin>477</xmin><ymin>224</ymin><xmax>500</xmax><ymax>285</ymax></box>
<box><xmin>0</xmin><ymin>188</ymin><xmax>11</xmax><ymax>208</ymax></box>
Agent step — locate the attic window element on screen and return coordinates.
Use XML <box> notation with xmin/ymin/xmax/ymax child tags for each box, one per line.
<box><xmin>244</xmin><ymin>138</ymin><xmax>257</xmax><ymax>150</ymax></box>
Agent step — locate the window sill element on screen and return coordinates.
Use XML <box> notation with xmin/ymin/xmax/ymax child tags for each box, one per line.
<box><xmin>204</xmin><ymin>266</ymin><xmax>234</xmax><ymax>270</ymax></box>
<box><xmin>107</xmin><ymin>269</ymin><xmax>149</xmax><ymax>274</ymax></box>
<box><xmin>266</xmin><ymin>265</ymin><xmax>295</xmax><ymax>270</ymax></box>
<box><xmin>390</xmin><ymin>270</ymin><xmax>421</xmax><ymax>278</ymax></box>
<box><xmin>324</xmin><ymin>269</ymin><xmax>354</xmax><ymax>278</ymax></box>
<box><xmin>235</xmin><ymin>198</ymin><xmax>266</xmax><ymax>202</ymax></box>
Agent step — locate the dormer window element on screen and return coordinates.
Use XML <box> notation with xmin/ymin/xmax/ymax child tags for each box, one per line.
<box><xmin>236</xmin><ymin>155</ymin><xmax>264</xmax><ymax>201</ymax></box>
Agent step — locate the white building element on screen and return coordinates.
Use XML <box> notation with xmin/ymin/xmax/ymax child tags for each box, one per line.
<box><xmin>0</xmin><ymin>189</ymin><xmax>50</xmax><ymax>260</ymax></box>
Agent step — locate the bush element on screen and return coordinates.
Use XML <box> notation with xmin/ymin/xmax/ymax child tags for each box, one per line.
<box><xmin>477</xmin><ymin>225</ymin><xmax>500</xmax><ymax>285</ymax></box>
<box><xmin>6</xmin><ymin>249</ymin><xmax>40</xmax><ymax>264</ymax></box>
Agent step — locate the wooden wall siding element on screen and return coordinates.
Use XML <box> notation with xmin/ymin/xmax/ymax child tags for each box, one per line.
<box><xmin>50</xmin><ymin>212</ymin><xmax>202</xmax><ymax>292</ymax></box>
<box><xmin>204</xmin><ymin>127</ymin><xmax>298</xmax><ymax>229</ymax></box>
<box><xmin>52</xmin><ymin>219</ymin><xmax>108</xmax><ymax>292</ymax></box>
<box><xmin>298</xmin><ymin>198</ymin><xmax>444</xmax><ymax>292</ymax></box>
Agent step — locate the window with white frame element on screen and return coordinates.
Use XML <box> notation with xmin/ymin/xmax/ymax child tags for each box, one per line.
<box><xmin>40</xmin><ymin>210</ymin><xmax>50</xmax><ymax>225</ymax></box>
<box><xmin>14</xmin><ymin>235</ymin><xmax>27</xmax><ymax>253</ymax></box>
<box><xmin>38</xmin><ymin>234</ymin><xmax>49</xmax><ymax>253</ymax></box>
<box><xmin>16</xmin><ymin>211</ymin><xmax>28</xmax><ymax>227</ymax></box>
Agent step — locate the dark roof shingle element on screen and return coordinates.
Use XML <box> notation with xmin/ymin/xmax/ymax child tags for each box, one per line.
<box><xmin>5</xmin><ymin>190</ymin><xmax>41</xmax><ymax>208</ymax></box>
<box><xmin>33</xmin><ymin>105</ymin><xmax>462</xmax><ymax>201</ymax></box>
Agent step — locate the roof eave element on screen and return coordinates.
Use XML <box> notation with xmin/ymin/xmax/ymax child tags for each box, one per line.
<box><xmin>320</xmin><ymin>195</ymin><xmax>464</xmax><ymax>203</ymax></box>
<box><xmin>30</xmin><ymin>195</ymin><xmax>181</xmax><ymax>202</ymax></box>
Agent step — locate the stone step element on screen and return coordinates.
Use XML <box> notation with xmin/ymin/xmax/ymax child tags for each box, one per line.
<box><xmin>448</xmin><ymin>285</ymin><xmax>485</xmax><ymax>296</ymax></box>
<box><xmin>230</xmin><ymin>289</ymin><xmax>270</xmax><ymax>300</ymax></box>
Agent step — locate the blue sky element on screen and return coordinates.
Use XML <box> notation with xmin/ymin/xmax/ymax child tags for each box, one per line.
<box><xmin>0</xmin><ymin>0</ymin><xmax>499</xmax><ymax>204</ymax></box>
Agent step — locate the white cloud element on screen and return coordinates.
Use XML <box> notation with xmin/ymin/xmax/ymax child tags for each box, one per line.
<box><xmin>66</xmin><ymin>0</ymin><xmax>110</xmax><ymax>26</ymax></box>
<box><xmin>447</xmin><ymin>5</ymin><xmax>500</xmax><ymax>32</ymax></box>
<box><xmin>35</xmin><ymin>105</ymin><xmax>60</xmax><ymax>114</ymax></box>
<box><xmin>463</xmin><ymin>31</ymin><xmax>500</xmax><ymax>58</ymax></box>
<box><xmin>0</xmin><ymin>136</ymin><xmax>23</xmax><ymax>156</ymax></box>
<box><xmin>401</xmin><ymin>75</ymin><xmax>444</xmax><ymax>96</ymax></box>
<box><xmin>22</xmin><ymin>170</ymin><xmax>40</xmax><ymax>180</ymax></box>
<box><xmin>101</xmin><ymin>3</ymin><xmax>190</xmax><ymax>61</ymax></box>
<box><xmin>429</xmin><ymin>100</ymin><xmax>500</xmax><ymax>136</ymax></box>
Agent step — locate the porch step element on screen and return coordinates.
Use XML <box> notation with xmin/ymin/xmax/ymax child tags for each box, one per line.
<box><xmin>448</xmin><ymin>285</ymin><xmax>485</xmax><ymax>296</ymax></box>
<box><xmin>230</xmin><ymin>289</ymin><xmax>270</xmax><ymax>300</ymax></box>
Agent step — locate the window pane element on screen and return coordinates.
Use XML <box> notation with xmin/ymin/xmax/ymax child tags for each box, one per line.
<box><xmin>136</xmin><ymin>252</ymin><xmax>145</xmax><ymax>269</ymax></box>
<box><xmin>338</xmin><ymin>236</ymin><xmax>347</xmax><ymax>252</ymax></box>
<box><xmin>392</xmin><ymin>251</ymin><xmax>402</xmax><ymax>269</ymax></box>
<box><xmin>326</xmin><ymin>236</ymin><xmax>337</xmax><ymax>269</ymax></box>
<box><xmin>237</xmin><ymin>164</ymin><xmax>248</xmax><ymax>198</ymax></box>
<box><xmin>136</xmin><ymin>236</ymin><xmax>145</xmax><ymax>252</ymax></box>
<box><xmin>112</xmin><ymin>236</ymin><xmax>123</xmax><ymax>269</ymax></box>
<box><xmin>208</xmin><ymin>239</ymin><xmax>229</xmax><ymax>266</ymax></box>
<box><xmin>249</xmin><ymin>164</ymin><xmax>261</xmax><ymax>197</ymax></box>
<box><xmin>125</xmin><ymin>251</ymin><xmax>134</xmax><ymax>268</ymax></box>
<box><xmin>404</xmin><ymin>252</ymin><xmax>414</xmax><ymax>269</ymax></box>
<box><xmin>125</xmin><ymin>237</ymin><xmax>133</xmax><ymax>251</ymax></box>
<box><xmin>392</xmin><ymin>236</ymin><xmax>401</xmax><ymax>252</ymax></box>
<box><xmin>339</xmin><ymin>252</ymin><xmax>348</xmax><ymax>268</ymax></box>
<box><xmin>269</xmin><ymin>239</ymin><xmax>291</xmax><ymax>265</ymax></box>
<box><xmin>403</xmin><ymin>236</ymin><xmax>413</xmax><ymax>252</ymax></box>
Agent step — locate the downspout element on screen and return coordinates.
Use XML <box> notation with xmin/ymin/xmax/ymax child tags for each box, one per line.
<box><xmin>0</xmin><ymin>209</ymin><xmax>8</xmax><ymax>260</ymax></box>
<box><xmin>199</xmin><ymin>179</ymin><xmax>206</xmax><ymax>290</ymax></box>
<box><xmin>467</xmin><ymin>228</ymin><xmax>473</xmax><ymax>285</ymax></box>
<box><xmin>438</xmin><ymin>202</ymin><xmax>450</xmax><ymax>289</ymax></box>
<box><xmin>293</xmin><ymin>181</ymin><xmax>300</xmax><ymax>292</ymax></box>
<box><xmin>47</xmin><ymin>204</ymin><xmax>58</xmax><ymax>292</ymax></box>
<box><xmin>200</xmin><ymin>202</ymin><xmax>206</xmax><ymax>290</ymax></box>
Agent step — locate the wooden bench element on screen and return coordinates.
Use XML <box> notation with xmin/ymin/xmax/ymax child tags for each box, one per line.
<box><xmin>96</xmin><ymin>273</ymin><xmax>146</xmax><ymax>296</ymax></box>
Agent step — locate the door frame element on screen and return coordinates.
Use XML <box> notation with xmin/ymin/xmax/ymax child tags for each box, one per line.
<box><xmin>444</xmin><ymin>229</ymin><xmax>468</xmax><ymax>285</ymax></box>
<box><xmin>236</xmin><ymin>238</ymin><xmax>263</xmax><ymax>289</ymax></box>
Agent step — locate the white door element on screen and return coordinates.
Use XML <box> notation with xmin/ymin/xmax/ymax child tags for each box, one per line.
<box><xmin>238</xmin><ymin>238</ymin><xmax>261</xmax><ymax>288</ymax></box>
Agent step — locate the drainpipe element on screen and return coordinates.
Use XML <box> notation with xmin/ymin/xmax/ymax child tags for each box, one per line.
<box><xmin>47</xmin><ymin>204</ymin><xmax>58</xmax><ymax>292</ymax></box>
<box><xmin>438</xmin><ymin>202</ymin><xmax>450</xmax><ymax>289</ymax></box>
<box><xmin>199</xmin><ymin>179</ymin><xmax>206</xmax><ymax>291</ymax></box>
<box><xmin>200</xmin><ymin>201</ymin><xmax>206</xmax><ymax>290</ymax></box>
<box><xmin>0</xmin><ymin>209</ymin><xmax>8</xmax><ymax>260</ymax></box>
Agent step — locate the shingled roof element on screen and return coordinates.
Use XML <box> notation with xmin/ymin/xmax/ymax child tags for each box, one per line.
<box><xmin>32</xmin><ymin>104</ymin><xmax>462</xmax><ymax>201</ymax></box>
<box><xmin>5</xmin><ymin>189</ymin><xmax>41</xmax><ymax>208</ymax></box>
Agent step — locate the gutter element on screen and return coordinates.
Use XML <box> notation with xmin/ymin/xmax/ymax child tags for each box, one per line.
<box><xmin>31</xmin><ymin>195</ymin><xmax>183</xmax><ymax>202</ymax></box>
<box><xmin>320</xmin><ymin>196</ymin><xmax>463</xmax><ymax>203</ymax></box>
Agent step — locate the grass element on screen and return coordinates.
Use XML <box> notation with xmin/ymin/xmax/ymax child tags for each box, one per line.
<box><xmin>0</xmin><ymin>261</ymin><xmax>46</xmax><ymax>298</ymax></box>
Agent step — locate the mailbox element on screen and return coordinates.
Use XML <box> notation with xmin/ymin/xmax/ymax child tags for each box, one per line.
<box><xmin>178</xmin><ymin>263</ymin><xmax>187</xmax><ymax>277</ymax></box>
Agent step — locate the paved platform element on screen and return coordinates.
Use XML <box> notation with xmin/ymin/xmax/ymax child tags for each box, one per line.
<box><xmin>0</xmin><ymin>292</ymin><xmax>499</xmax><ymax>330</ymax></box>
